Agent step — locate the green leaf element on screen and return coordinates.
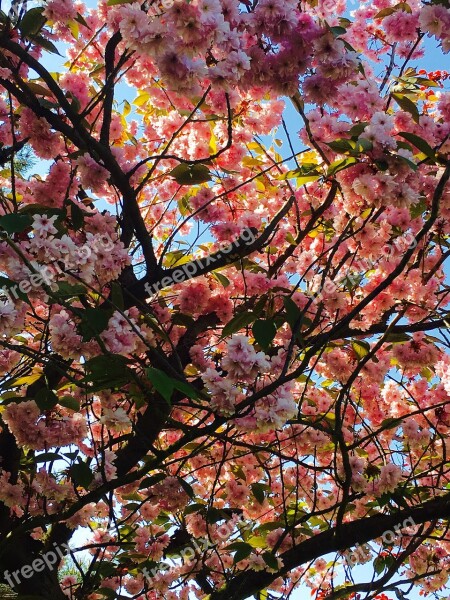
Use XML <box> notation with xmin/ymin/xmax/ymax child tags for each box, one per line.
<box><xmin>75</xmin><ymin>12</ymin><xmax>90</xmax><ymax>28</ymax></box>
<box><xmin>330</xmin><ymin>25</ymin><xmax>347</xmax><ymax>36</ymax></box>
<box><xmin>410</xmin><ymin>197</ymin><xmax>427</xmax><ymax>219</ymax></box>
<box><xmin>172</xmin><ymin>314</ymin><xmax>195</xmax><ymax>327</ymax></box>
<box><xmin>206</xmin><ymin>507</ymin><xmax>230</xmax><ymax>523</ymax></box>
<box><xmin>79</xmin><ymin>308</ymin><xmax>112</xmax><ymax>342</ymax></box>
<box><xmin>213</xmin><ymin>272</ymin><xmax>230</xmax><ymax>288</ymax></box>
<box><xmin>326</xmin><ymin>139</ymin><xmax>354</xmax><ymax>153</ymax></box>
<box><xmin>295</xmin><ymin>163</ymin><xmax>321</xmax><ymax>176</ymax></box>
<box><xmin>70</xmin><ymin>201</ymin><xmax>84</xmax><ymax>230</ymax></box>
<box><xmin>177</xmin><ymin>477</ymin><xmax>195</xmax><ymax>499</ymax></box>
<box><xmin>96</xmin><ymin>562</ymin><xmax>120</xmax><ymax>578</ymax></box>
<box><xmin>0</xmin><ymin>213</ymin><xmax>32</xmax><ymax>234</ymax></box>
<box><xmin>164</xmin><ymin>249</ymin><xmax>190</xmax><ymax>268</ymax></box>
<box><xmin>283</xmin><ymin>297</ymin><xmax>301</xmax><ymax>329</ymax></box>
<box><xmin>68</xmin><ymin>19</ymin><xmax>79</xmax><ymax>39</ymax></box>
<box><xmin>383</xmin><ymin>555</ymin><xmax>396</xmax><ymax>569</ymax></box>
<box><xmin>296</xmin><ymin>174</ymin><xmax>321</xmax><ymax>186</ymax></box>
<box><xmin>375</xmin><ymin>160</ymin><xmax>389</xmax><ymax>171</ymax></box>
<box><xmin>138</xmin><ymin>473</ymin><xmax>166</xmax><ymax>490</ymax></box>
<box><xmin>229</xmin><ymin>542</ymin><xmax>253</xmax><ymax>564</ymax></box>
<box><xmin>373</xmin><ymin>556</ymin><xmax>386</xmax><ymax>575</ymax></box>
<box><xmin>34</xmin><ymin>388</ymin><xmax>58</xmax><ymax>412</ymax></box>
<box><xmin>183</xmin><ymin>503</ymin><xmax>206</xmax><ymax>516</ymax></box>
<box><xmin>257</xmin><ymin>521</ymin><xmax>285</xmax><ymax>533</ymax></box>
<box><xmin>395</xmin><ymin>154</ymin><xmax>418</xmax><ymax>171</ymax></box>
<box><xmin>222</xmin><ymin>311</ymin><xmax>256</xmax><ymax>338</ymax></box>
<box><xmin>55</xmin><ymin>282</ymin><xmax>86</xmax><ymax>299</ymax></box>
<box><xmin>247</xmin><ymin>536</ymin><xmax>266</xmax><ymax>549</ymax></box>
<box><xmin>327</xmin><ymin>156</ymin><xmax>357</xmax><ymax>177</ymax></box>
<box><xmin>348</xmin><ymin>122</ymin><xmax>369</xmax><ymax>137</ymax></box>
<box><xmin>414</xmin><ymin>77</ymin><xmax>439</xmax><ymax>88</ymax></box>
<box><xmin>34</xmin><ymin>452</ymin><xmax>63</xmax><ymax>463</ymax></box>
<box><xmin>262</xmin><ymin>552</ymin><xmax>279</xmax><ymax>570</ymax></box>
<box><xmin>58</xmin><ymin>396</ymin><xmax>81</xmax><ymax>411</ymax></box>
<box><xmin>420</xmin><ymin>366</ymin><xmax>434</xmax><ymax>381</ymax></box>
<box><xmin>19</xmin><ymin>8</ymin><xmax>46</xmax><ymax>37</ymax></box>
<box><xmin>392</xmin><ymin>93</ymin><xmax>420</xmax><ymax>123</ymax></box>
<box><xmin>327</xmin><ymin>137</ymin><xmax>372</xmax><ymax>156</ymax></box>
<box><xmin>18</xmin><ymin>205</ymin><xmax>64</xmax><ymax>217</ymax></box>
<box><xmin>251</xmin><ymin>482</ymin><xmax>266</xmax><ymax>504</ymax></box>
<box><xmin>277</xmin><ymin>164</ymin><xmax>320</xmax><ymax>181</ymax></box>
<box><xmin>252</xmin><ymin>319</ymin><xmax>277</xmax><ymax>350</ymax></box>
<box><xmin>170</xmin><ymin>163</ymin><xmax>211</xmax><ymax>185</ymax></box>
<box><xmin>380</xmin><ymin>417</ymin><xmax>402</xmax><ymax>430</ymax></box>
<box><xmin>383</xmin><ymin>332</ymin><xmax>411</xmax><ymax>343</ymax></box>
<box><xmin>356</xmin><ymin>138</ymin><xmax>373</xmax><ymax>152</ymax></box>
<box><xmin>146</xmin><ymin>367</ymin><xmax>174</xmax><ymax>404</ymax></box>
<box><xmin>342</xmin><ymin>39</ymin><xmax>357</xmax><ymax>52</ymax></box>
<box><xmin>397</xmin><ymin>131</ymin><xmax>436</xmax><ymax>160</ymax></box>
<box><xmin>374</xmin><ymin>6</ymin><xmax>397</xmax><ymax>18</ymax></box>
<box><xmin>107</xmin><ymin>0</ymin><xmax>134</xmax><ymax>4</ymax></box>
<box><xmin>26</xmin><ymin>82</ymin><xmax>52</xmax><ymax>96</ymax></box>
<box><xmin>110</xmin><ymin>281</ymin><xmax>124</xmax><ymax>311</ymax></box>
<box><xmin>69</xmin><ymin>460</ymin><xmax>93</xmax><ymax>489</ymax></box>
<box><xmin>351</xmin><ymin>340</ymin><xmax>370</xmax><ymax>360</ymax></box>
<box><xmin>397</xmin><ymin>1</ymin><xmax>412</xmax><ymax>12</ymax></box>
<box><xmin>172</xmin><ymin>379</ymin><xmax>198</xmax><ymax>400</ymax></box>
<box><xmin>83</xmin><ymin>354</ymin><xmax>131</xmax><ymax>391</ymax></box>
<box><xmin>375</xmin><ymin>2</ymin><xmax>411</xmax><ymax>18</ymax></box>
<box><xmin>29</xmin><ymin>35</ymin><xmax>61</xmax><ymax>55</ymax></box>
<box><xmin>177</xmin><ymin>195</ymin><xmax>191</xmax><ymax>216</ymax></box>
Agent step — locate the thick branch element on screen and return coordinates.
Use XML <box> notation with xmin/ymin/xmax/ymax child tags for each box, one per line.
<box><xmin>0</xmin><ymin>37</ymin><xmax>159</xmax><ymax>273</ymax></box>
<box><xmin>100</xmin><ymin>31</ymin><xmax>122</xmax><ymax>145</ymax></box>
<box><xmin>207</xmin><ymin>493</ymin><xmax>450</xmax><ymax>600</ymax></box>
<box><xmin>127</xmin><ymin>195</ymin><xmax>295</xmax><ymax>299</ymax></box>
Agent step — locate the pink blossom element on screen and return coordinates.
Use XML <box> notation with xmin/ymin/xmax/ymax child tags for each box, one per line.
<box><xmin>383</xmin><ymin>10</ymin><xmax>420</xmax><ymax>43</ymax></box>
<box><xmin>377</xmin><ymin>463</ymin><xmax>403</xmax><ymax>494</ymax></box>
<box><xmin>2</xmin><ymin>400</ymin><xmax>87</xmax><ymax>451</ymax></box>
<box><xmin>222</xmin><ymin>335</ymin><xmax>270</xmax><ymax>382</ymax></box>
<box><xmin>32</xmin><ymin>214</ymin><xmax>58</xmax><ymax>236</ymax></box>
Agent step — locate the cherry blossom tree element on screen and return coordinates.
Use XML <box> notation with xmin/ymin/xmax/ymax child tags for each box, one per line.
<box><xmin>1</xmin><ymin>0</ymin><xmax>450</xmax><ymax>599</ymax></box>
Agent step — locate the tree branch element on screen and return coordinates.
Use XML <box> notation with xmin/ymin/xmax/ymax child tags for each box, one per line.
<box><xmin>207</xmin><ymin>493</ymin><xmax>450</xmax><ymax>600</ymax></box>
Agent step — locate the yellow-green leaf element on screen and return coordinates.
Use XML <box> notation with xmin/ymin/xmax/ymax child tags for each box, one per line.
<box><xmin>398</xmin><ymin>131</ymin><xmax>436</xmax><ymax>160</ymax></box>
<box><xmin>392</xmin><ymin>93</ymin><xmax>420</xmax><ymax>123</ymax></box>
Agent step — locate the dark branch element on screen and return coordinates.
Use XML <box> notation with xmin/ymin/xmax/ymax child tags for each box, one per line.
<box><xmin>207</xmin><ymin>493</ymin><xmax>450</xmax><ymax>600</ymax></box>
